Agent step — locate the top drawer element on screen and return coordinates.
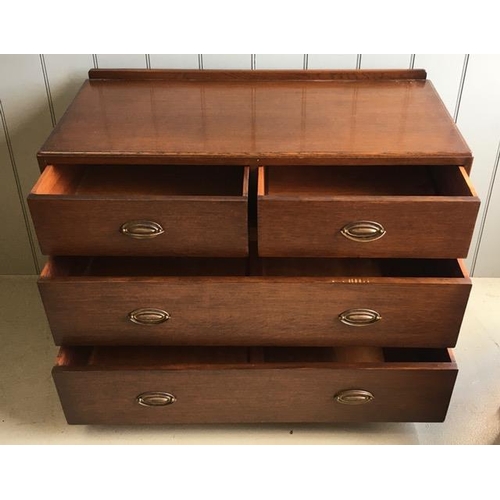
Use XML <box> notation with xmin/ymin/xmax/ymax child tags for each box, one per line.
<box><xmin>258</xmin><ymin>165</ymin><xmax>480</xmax><ymax>258</ymax></box>
<box><xmin>28</xmin><ymin>165</ymin><xmax>249</xmax><ymax>257</ymax></box>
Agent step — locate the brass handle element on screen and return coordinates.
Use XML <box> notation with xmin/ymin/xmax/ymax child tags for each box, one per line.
<box><xmin>339</xmin><ymin>308</ymin><xmax>381</xmax><ymax>327</ymax></box>
<box><xmin>128</xmin><ymin>308</ymin><xmax>170</xmax><ymax>325</ymax></box>
<box><xmin>340</xmin><ymin>220</ymin><xmax>386</xmax><ymax>242</ymax></box>
<box><xmin>120</xmin><ymin>220</ymin><xmax>164</xmax><ymax>239</ymax></box>
<box><xmin>334</xmin><ymin>389</ymin><xmax>374</xmax><ymax>405</ymax></box>
<box><xmin>137</xmin><ymin>392</ymin><xmax>176</xmax><ymax>407</ymax></box>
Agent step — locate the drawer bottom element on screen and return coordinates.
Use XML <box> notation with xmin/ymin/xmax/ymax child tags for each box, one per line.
<box><xmin>53</xmin><ymin>346</ymin><xmax>457</xmax><ymax>424</ymax></box>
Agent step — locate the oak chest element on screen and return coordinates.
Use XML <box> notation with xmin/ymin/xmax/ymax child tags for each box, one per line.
<box><xmin>29</xmin><ymin>68</ymin><xmax>480</xmax><ymax>424</ymax></box>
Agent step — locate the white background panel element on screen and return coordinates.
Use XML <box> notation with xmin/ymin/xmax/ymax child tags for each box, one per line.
<box><xmin>474</xmin><ymin>146</ymin><xmax>500</xmax><ymax>276</ymax></box>
<box><xmin>360</xmin><ymin>54</ymin><xmax>412</xmax><ymax>69</ymax></box>
<box><xmin>413</xmin><ymin>54</ymin><xmax>466</xmax><ymax>116</ymax></box>
<box><xmin>255</xmin><ymin>54</ymin><xmax>304</xmax><ymax>69</ymax></box>
<box><xmin>307</xmin><ymin>54</ymin><xmax>357</xmax><ymax>69</ymax></box>
<box><xmin>43</xmin><ymin>54</ymin><xmax>94</xmax><ymax>122</ymax></box>
<box><xmin>456</xmin><ymin>55</ymin><xmax>500</xmax><ymax>274</ymax></box>
<box><xmin>150</xmin><ymin>54</ymin><xmax>199</xmax><ymax>69</ymax></box>
<box><xmin>0</xmin><ymin>112</ymin><xmax>36</xmax><ymax>274</ymax></box>
<box><xmin>96</xmin><ymin>54</ymin><xmax>147</xmax><ymax>68</ymax></box>
<box><xmin>0</xmin><ymin>54</ymin><xmax>500</xmax><ymax>275</ymax></box>
<box><xmin>202</xmin><ymin>54</ymin><xmax>251</xmax><ymax>69</ymax></box>
<box><xmin>0</xmin><ymin>54</ymin><xmax>54</xmax><ymax>271</ymax></box>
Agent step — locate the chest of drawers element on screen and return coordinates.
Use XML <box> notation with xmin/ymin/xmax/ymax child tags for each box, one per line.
<box><xmin>28</xmin><ymin>68</ymin><xmax>479</xmax><ymax>424</ymax></box>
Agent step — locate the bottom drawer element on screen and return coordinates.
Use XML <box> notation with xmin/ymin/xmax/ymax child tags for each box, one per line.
<box><xmin>53</xmin><ymin>346</ymin><xmax>457</xmax><ymax>425</ymax></box>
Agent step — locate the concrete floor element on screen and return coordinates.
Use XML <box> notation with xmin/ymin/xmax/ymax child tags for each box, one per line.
<box><xmin>0</xmin><ymin>276</ymin><xmax>499</xmax><ymax>444</ymax></box>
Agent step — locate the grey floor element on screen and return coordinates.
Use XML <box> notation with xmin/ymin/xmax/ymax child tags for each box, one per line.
<box><xmin>1</xmin><ymin>276</ymin><xmax>499</xmax><ymax>445</ymax></box>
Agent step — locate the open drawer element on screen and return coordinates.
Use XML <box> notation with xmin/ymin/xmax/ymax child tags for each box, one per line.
<box><xmin>53</xmin><ymin>345</ymin><xmax>458</xmax><ymax>424</ymax></box>
<box><xmin>28</xmin><ymin>164</ymin><xmax>249</xmax><ymax>257</ymax></box>
<box><xmin>257</xmin><ymin>165</ymin><xmax>480</xmax><ymax>258</ymax></box>
<box><xmin>39</xmin><ymin>256</ymin><xmax>471</xmax><ymax>347</ymax></box>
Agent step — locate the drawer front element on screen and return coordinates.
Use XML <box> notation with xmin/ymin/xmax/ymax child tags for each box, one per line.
<box><xmin>53</xmin><ymin>363</ymin><xmax>457</xmax><ymax>424</ymax></box>
<box><xmin>29</xmin><ymin>198</ymin><xmax>248</xmax><ymax>257</ymax></box>
<box><xmin>28</xmin><ymin>164</ymin><xmax>249</xmax><ymax>257</ymax></box>
<box><xmin>258</xmin><ymin>198</ymin><xmax>478</xmax><ymax>258</ymax></box>
<box><xmin>258</xmin><ymin>166</ymin><xmax>480</xmax><ymax>258</ymax></box>
<box><xmin>40</xmin><ymin>279</ymin><xmax>471</xmax><ymax>347</ymax></box>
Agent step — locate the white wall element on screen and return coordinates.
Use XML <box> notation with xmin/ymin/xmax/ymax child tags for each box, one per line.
<box><xmin>1</xmin><ymin>54</ymin><xmax>499</xmax><ymax>275</ymax></box>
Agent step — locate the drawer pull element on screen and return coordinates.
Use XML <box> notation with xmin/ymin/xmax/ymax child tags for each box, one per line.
<box><xmin>137</xmin><ymin>392</ymin><xmax>176</xmax><ymax>407</ymax></box>
<box><xmin>334</xmin><ymin>389</ymin><xmax>374</xmax><ymax>405</ymax></box>
<box><xmin>340</xmin><ymin>220</ymin><xmax>386</xmax><ymax>242</ymax></box>
<box><xmin>339</xmin><ymin>308</ymin><xmax>381</xmax><ymax>327</ymax></box>
<box><xmin>120</xmin><ymin>220</ymin><xmax>164</xmax><ymax>239</ymax></box>
<box><xmin>128</xmin><ymin>308</ymin><xmax>170</xmax><ymax>325</ymax></box>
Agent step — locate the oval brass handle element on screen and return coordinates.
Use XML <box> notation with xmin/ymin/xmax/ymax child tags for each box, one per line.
<box><xmin>120</xmin><ymin>220</ymin><xmax>164</xmax><ymax>239</ymax></box>
<box><xmin>128</xmin><ymin>308</ymin><xmax>170</xmax><ymax>325</ymax></box>
<box><xmin>334</xmin><ymin>389</ymin><xmax>374</xmax><ymax>405</ymax></box>
<box><xmin>137</xmin><ymin>392</ymin><xmax>176</xmax><ymax>407</ymax></box>
<box><xmin>340</xmin><ymin>220</ymin><xmax>386</xmax><ymax>242</ymax></box>
<box><xmin>339</xmin><ymin>308</ymin><xmax>381</xmax><ymax>327</ymax></box>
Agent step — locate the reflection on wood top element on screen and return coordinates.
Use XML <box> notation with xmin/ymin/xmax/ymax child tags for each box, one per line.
<box><xmin>38</xmin><ymin>70</ymin><xmax>472</xmax><ymax>166</ymax></box>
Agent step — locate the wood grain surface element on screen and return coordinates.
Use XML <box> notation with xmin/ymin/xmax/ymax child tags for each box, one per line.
<box><xmin>258</xmin><ymin>166</ymin><xmax>480</xmax><ymax>258</ymax></box>
<box><xmin>53</xmin><ymin>345</ymin><xmax>457</xmax><ymax>424</ymax></box>
<box><xmin>39</xmin><ymin>257</ymin><xmax>471</xmax><ymax>347</ymax></box>
<box><xmin>37</xmin><ymin>70</ymin><xmax>471</xmax><ymax>168</ymax></box>
<box><xmin>88</xmin><ymin>68</ymin><xmax>428</xmax><ymax>81</ymax></box>
<box><xmin>28</xmin><ymin>165</ymin><xmax>249</xmax><ymax>257</ymax></box>
<box><xmin>29</xmin><ymin>69</ymin><xmax>477</xmax><ymax>425</ymax></box>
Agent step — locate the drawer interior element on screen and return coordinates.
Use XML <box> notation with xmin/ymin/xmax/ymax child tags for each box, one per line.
<box><xmin>42</xmin><ymin>256</ymin><xmax>466</xmax><ymax>279</ymax></box>
<box><xmin>261</xmin><ymin>165</ymin><xmax>475</xmax><ymax>197</ymax></box>
<box><xmin>56</xmin><ymin>345</ymin><xmax>453</xmax><ymax>369</ymax></box>
<box><xmin>42</xmin><ymin>256</ymin><xmax>248</xmax><ymax>277</ymax></box>
<box><xmin>258</xmin><ymin>258</ymin><xmax>466</xmax><ymax>277</ymax></box>
<box><xmin>32</xmin><ymin>164</ymin><xmax>248</xmax><ymax>197</ymax></box>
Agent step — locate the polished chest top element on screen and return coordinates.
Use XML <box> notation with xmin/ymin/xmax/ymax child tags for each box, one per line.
<box><xmin>38</xmin><ymin>69</ymin><xmax>471</xmax><ymax>167</ymax></box>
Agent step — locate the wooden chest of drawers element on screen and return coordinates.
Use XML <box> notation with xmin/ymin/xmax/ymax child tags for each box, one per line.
<box><xmin>29</xmin><ymin>68</ymin><xmax>480</xmax><ymax>424</ymax></box>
